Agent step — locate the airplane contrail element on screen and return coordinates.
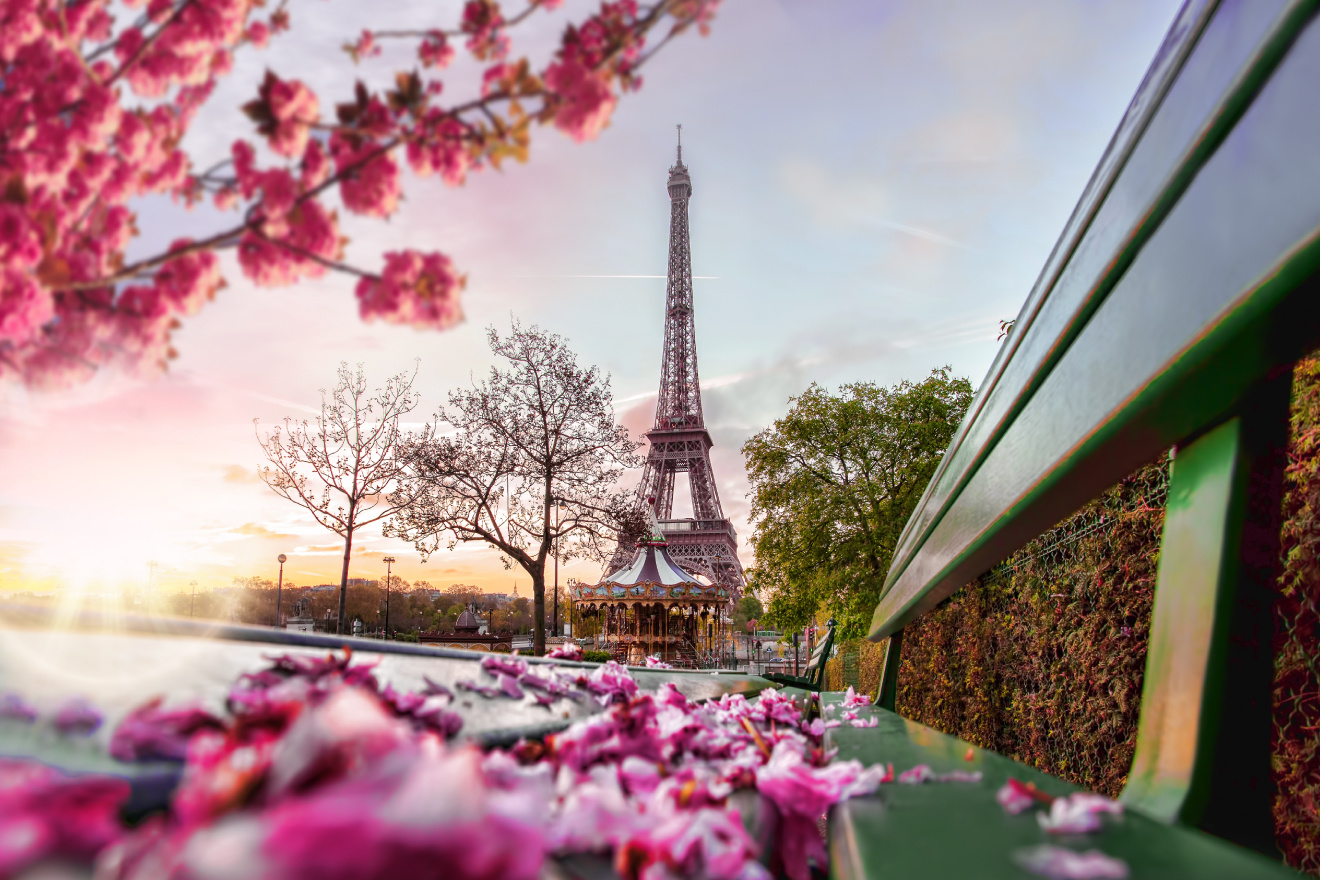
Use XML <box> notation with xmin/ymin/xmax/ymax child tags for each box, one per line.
<box><xmin>497</xmin><ymin>274</ymin><xmax>719</xmax><ymax>279</ymax></box>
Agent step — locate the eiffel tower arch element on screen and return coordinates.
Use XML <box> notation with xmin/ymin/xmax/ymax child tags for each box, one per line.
<box><xmin>608</xmin><ymin>129</ymin><xmax>747</xmax><ymax>592</ymax></box>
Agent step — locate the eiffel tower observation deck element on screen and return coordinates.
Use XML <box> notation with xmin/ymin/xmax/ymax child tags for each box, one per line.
<box><xmin>608</xmin><ymin>128</ymin><xmax>747</xmax><ymax>592</ymax></box>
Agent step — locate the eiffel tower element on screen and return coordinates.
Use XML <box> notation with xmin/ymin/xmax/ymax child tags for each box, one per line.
<box><xmin>608</xmin><ymin>128</ymin><xmax>746</xmax><ymax>592</ymax></box>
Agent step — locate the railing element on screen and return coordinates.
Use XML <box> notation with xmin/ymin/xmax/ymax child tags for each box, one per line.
<box><xmin>658</xmin><ymin>518</ymin><xmax>737</xmax><ymax>538</ymax></box>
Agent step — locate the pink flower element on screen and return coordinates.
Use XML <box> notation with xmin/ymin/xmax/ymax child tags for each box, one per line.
<box><xmin>461</xmin><ymin>0</ymin><xmax>507</xmax><ymax>60</ymax></box>
<box><xmin>582</xmin><ymin>661</ymin><xmax>640</xmax><ymax>705</ymax></box>
<box><xmin>418</xmin><ymin>31</ymin><xmax>455</xmax><ymax>68</ymax></box>
<box><xmin>1013</xmin><ymin>845</ymin><xmax>1129</xmax><ymax>880</ymax></box>
<box><xmin>330</xmin><ymin>134</ymin><xmax>401</xmax><ymax>217</ymax></box>
<box><xmin>348</xmin><ymin>29</ymin><xmax>380</xmax><ymax>62</ymax></box>
<box><xmin>406</xmin><ymin>115</ymin><xmax>471</xmax><ymax>186</ymax></box>
<box><xmin>840</xmin><ymin>686</ymin><xmax>871</xmax><ymax>710</ymax></box>
<box><xmin>644</xmin><ymin>655</ymin><xmax>673</xmax><ymax>669</ymax></box>
<box><xmin>53</xmin><ymin>698</ymin><xmax>103</xmax><ymax>736</ymax></box>
<box><xmin>355</xmin><ymin>249</ymin><xmax>464</xmax><ymax>330</ymax></box>
<box><xmin>0</xmin><ymin>270</ymin><xmax>54</xmax><ymax>344</ymax></box>
<box><xmin>481</xmin><ymin>655</ymin><xmax>529</xmax><ymax>678</ymax></box>
<box><xmin>543</xmin><ymin>59</ymin><xmax>616</xmax><ymax>142</ymax></box>
<box><xmin>547</xmin><ymin>643</ymin><xmax>584</xmax><ymax>660</ymax></box>
<box><xmin>997</xmin><ymin>778</ymin><xmax>1043</xmax><ymax>814</ymax></box>
<box><xmin>848</xmin><ymin>717</ymin><xmax>877</xmax><ymax>728</ymax></box>
<box><xmin>0</xmin><ymin>694</ymin><xmax>37</xmax><ymax>723</ymax></box>
<box><xmin>109</xmin><ymin>698</ymin><xmax>224</xmax><ymax>763</ymax></box>
<box><xmin>0</xmin><ymin>760</ymin><xmax>128</xmax><ymax>877</ymax></box>
<box><xmin>263</xmin><ymin>75</ymin><xmax>319</xmax><ymax>158</ymax></box>
<box><xmin>246</xmin><ymin>20</ymin><xmax>271</xmax><ymax>47</ymax></box>
<box><xmin>616</xmin><ymin>807</ymin><xmax>764</xmax><ymax>880</ymax></box>
<box><xmin>1037</xmin><ymin>793</ymin><xmax>1122</xmax><ymax>834</ymax></box>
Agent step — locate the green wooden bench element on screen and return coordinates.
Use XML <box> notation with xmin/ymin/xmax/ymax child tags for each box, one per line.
<box><xmin>831</xmin><ymin>1</ymin><xmax>1320</xmax><ymax>877</ymax></box>
<box><xmin>762</xmin><ymin>619</ymin><xmax>836</xmax><ymax>692</ymax></box>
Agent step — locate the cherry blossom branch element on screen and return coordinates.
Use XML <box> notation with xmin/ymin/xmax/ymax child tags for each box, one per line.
<box><xmin>107</xmin><ymin>0</ymin><xmax>198</xmax><ymax>86</ymax></box>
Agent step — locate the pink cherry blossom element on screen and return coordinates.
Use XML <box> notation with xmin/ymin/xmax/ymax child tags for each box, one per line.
<box><xmin>1013</xmin><ymin>845</ymin><xmax>1130</xmax><ymax>880</ymax></box>
<box><xmin>0</xmin><ymin>694</ymin><xmax>37</xmax><ymax>723</ymax></box>
<box><xmin>260</xmin><ymin>73</ymin><xmax>320</xmax><ymax>158</ymax></box>
<box><xmin>330</xmin><ymin>134</ymin><xmax>401</xmax><ymax>217</ymax></box>
<box><xmin>841</xmin><ymin>686</ymin><xmax>871</xmax><ymax>709</ymax></box>
<box><xmin>544</xmin><ymin>59</ymin><xmax>617</xmax><ymax>142</ymax></box>
<box><xmin>53</xmin><ymin>698</ymin><xmax>103</xmax><ymax>736</ymax></box>
<box><xmin>418</xmin><ymin>31</ymin><xmax>456</xmax><ymax>68</ymax></box>
<box><xmin>109</xmin><ymin>698</ymin><xmax>225</xmax><ymax>763</ymax></box>
<box><xmin>406</xmin><ymin>114</ymin><xmax>472</xmax><ymax>185</ymax></box>
<box><xmin>997</xmin><ymin>778</ymin><xmax>1046</xmax><ymax>814</ymax></box>
<box><xmin>355</xmin><ymin>250</ymin><xmax>465</xmax><ymax>330</ymax></box>
<box><xmin>0</xmin><ymin>760</ymin><xmax>128</xmax><ymax>878</ymax></box>
<box><xmin>1037</xmin><ymin>793</ymin><xmax>1123</xmax><ymax>834</ymax></box>
<box><xmin>645</xmin><ymin>655</ymin><xmax>674</xmax><ymax>669</ymax></box>
<box><xmin>547</xmin><ymin>643</ymin><xmax>584</xmax><ymax>660</ymax></box>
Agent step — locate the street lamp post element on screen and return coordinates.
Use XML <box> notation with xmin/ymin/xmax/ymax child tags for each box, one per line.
<box><xmin>276</xmin><ymin>554</ymin><xmax>287</xmax><ymax>628</ymax></box>
<box><xmin>551</xmin><ymin>499</ymin><xmax>564</xmax><ymax>639</ymax></box>
<box><xmin>382</xmin><ymin>556</ymin><xmax>396</xmax><ymax>640</ymax></box>
<box><xmin>189</xmin><ymin>580</ymin><xmax>197</xmax><ymax>617</ymax></box>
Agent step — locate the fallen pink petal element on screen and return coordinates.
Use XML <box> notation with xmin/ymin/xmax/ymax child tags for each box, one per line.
<box><xmin>1014</xmin><ymin>845</ymin><xmax>1130</xmax><ymax>879</ymax></box>
<box><xmin>1037</xmin><ymin>793</ymin><xmax>1123</xmax><ymax>834</ymax></box>
<box><xmin>52</xmin><ymin>698</ymin><xmax>103</xmax><ymax>736</ymax></box>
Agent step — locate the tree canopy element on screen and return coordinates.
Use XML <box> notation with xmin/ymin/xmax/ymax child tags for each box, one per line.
<box><xmin>387</xmin><ymin>321</ymin><xmax>640</xmax><ymax>654</ymax></box>
<box><xmin>742</xmin><ymin>368</ymin><xmax>973</xmax><ymax>638</ymax></box>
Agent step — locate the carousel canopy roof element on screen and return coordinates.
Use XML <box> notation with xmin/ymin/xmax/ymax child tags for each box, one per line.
<box><xmin>603</xmin><ymin>543</ymin><xmax>701</xmax><ymax>587</ymax></box>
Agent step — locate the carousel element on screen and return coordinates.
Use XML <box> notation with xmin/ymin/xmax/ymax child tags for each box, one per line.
<box><xmin>571</xmin><ymin>529</ymin><xmax>732</xmax><ymax>666</ymax></box>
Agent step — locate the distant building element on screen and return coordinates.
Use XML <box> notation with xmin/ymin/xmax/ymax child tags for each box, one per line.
<box><xmin>309</xmin><ymin>584</ymin><xmax>338</xmax><ymax>593</ymax></box>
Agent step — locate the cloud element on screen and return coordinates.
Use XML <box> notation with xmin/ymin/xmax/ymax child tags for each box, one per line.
<box><xmin>223</xmin><ymin>465</ymin><xmax>260</xmax><ymax>484</ymax></box>
<box><xmin>229</xmin><ymin>523</ymin><xmax>297</xmax><ymax>539</ymax></box>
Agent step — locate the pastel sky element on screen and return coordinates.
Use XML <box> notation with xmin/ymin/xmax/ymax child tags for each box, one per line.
<box><xmin>0</xmin><ymin>0</ymin><xmax>1181</xmax><ymax>598</ymax></box>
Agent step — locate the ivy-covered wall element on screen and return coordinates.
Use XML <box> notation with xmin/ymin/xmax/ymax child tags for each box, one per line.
<box><xmin>852</xmin><ymin>357</ymin><xmax>1320</xmax><ymax>871</ymax></box>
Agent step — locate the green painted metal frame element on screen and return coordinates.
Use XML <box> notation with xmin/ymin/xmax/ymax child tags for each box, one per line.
<box><xmin>1120</xmin><ymin>376</ymin><xmax>1288</xmax><ymax>856</ymax></box>
<box><xmin>856</xmin><ymin>0</ymin><xmax>1320</xmax><ymax>858</ymax></box>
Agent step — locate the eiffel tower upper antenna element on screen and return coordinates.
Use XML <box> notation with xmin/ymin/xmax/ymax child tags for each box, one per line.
<box><xmin>676</xmin><ymin>123</ymin><xmax>682</xmax><ymax>164</ymax></box>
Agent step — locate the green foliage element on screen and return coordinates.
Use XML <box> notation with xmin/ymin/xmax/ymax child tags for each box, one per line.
<box><xmin>582</xmin><ymin>649</ymin><xmax>613</xmax><ymax>663</ymax></box>
<box><xmin>895</xmin><ymin>462</ymin><xmax>1166</xmax><ymax>798</ymax></box>
<box><xmin>1273</xmin><ymin>356</ymin><xmax>1320</xmax><ymax>872</ymax></box>
<box><xmin>743</xmin><ymin>368</ymin><xmax>973</xmax><ymax>638</ymax></box>
<box><xmin>730</xmin><ymin>594</ymin><xmax>763</xmax><ymax>633</ymax></box>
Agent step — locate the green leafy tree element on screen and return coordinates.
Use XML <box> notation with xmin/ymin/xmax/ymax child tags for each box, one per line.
<box><xmin>743</xmin><ymin>368</ymin><xmax>973</xmax><ymax>638</ymax></box>
<box><xmin>731</xmin><ymin>594</ymin><xmax>764</xmax><ymax>633</ymax></box>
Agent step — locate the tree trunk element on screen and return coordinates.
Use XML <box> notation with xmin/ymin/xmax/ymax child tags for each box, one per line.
<box><xmin>337</xmin><ymin>528</ymin><xmax>354</xmax><ymax>636</ymax></box>
<box><xmin>532</xmin><ymin>568</ymin><xmax>546</xmax><ymax>656</ymax></box>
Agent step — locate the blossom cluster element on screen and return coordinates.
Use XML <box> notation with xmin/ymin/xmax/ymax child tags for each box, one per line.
<box><xmin>0</xmin><ymin>0</ymin><xmax>722</xmax><ymax>388</ymax></box>
<box><xmin>1</xmin><ymin>650</ymin><xmax>897</xmax><ymax>880</ymax></box>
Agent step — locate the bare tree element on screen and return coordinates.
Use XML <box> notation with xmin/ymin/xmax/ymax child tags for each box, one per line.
<box><xmin>387</xmin><ymin>322</ymin><xmax>642</xmax><ymax>655</ymax></box>
<box><xmin>256</xmin><ymin>363</ymin><xmax>428</xmax><ymax>635</ymax></box>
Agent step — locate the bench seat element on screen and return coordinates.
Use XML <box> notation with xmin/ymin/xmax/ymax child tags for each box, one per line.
<box><xmin>822</xmin><ymin>693</ymin><xmax>1295</xmax><ymax>880</ymax></box>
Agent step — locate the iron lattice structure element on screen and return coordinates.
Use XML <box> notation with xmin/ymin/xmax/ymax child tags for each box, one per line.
<box><xmin>608</xmin><ymin>131</ymin><xmax>747</xmax><ymax>592</ymax></box>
